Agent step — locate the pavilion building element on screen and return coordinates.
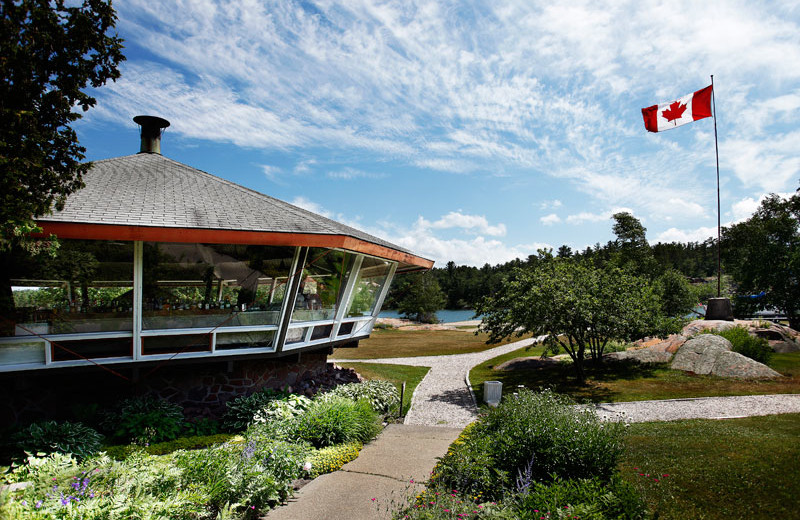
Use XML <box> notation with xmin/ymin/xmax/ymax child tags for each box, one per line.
<box><xmin>0</xmin><ymin>116</ymin><xmax>431</xmax><ymax>425</ymax></box>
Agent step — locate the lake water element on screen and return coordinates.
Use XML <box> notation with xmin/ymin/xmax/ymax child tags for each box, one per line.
<box><xmin>377</xmin><ymin>309</ymin><xmax>481</xmax><ymax>323</ymax></box>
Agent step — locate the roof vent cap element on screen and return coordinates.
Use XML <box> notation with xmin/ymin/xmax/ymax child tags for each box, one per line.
<box><xmin>133</xmin><ymin>115</ymin><xmax>170</xmax><ymax>154</ymax></box>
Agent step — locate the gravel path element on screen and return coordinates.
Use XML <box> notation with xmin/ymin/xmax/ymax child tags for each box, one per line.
<box><xmin>338</xmin><ymin>335</ymin><xmax>800</xmax><ymax>427</ymax></box>
<box><xmin>591</xmin><ymin>394</ymin><xmax>800</xmax><ymax>423</ymax></box>
<box><xmin>337</xmin><ymin>336</ymin><xmax>543</xmax><ymax>427</ymax></box>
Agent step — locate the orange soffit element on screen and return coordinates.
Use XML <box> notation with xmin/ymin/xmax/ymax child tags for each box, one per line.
<box><xmin>34</xmin><ymin>222</ymin><xmax>434</xmax><ymax>269</ymax></box>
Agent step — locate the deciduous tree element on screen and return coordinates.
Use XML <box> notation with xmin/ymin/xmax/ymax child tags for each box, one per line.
<box><xmin>0</xmin><ymin>0</ymin><xmax>125</xmax><ymax>247</ymax></box>
<box><xmin>476</xmin><ymin>253</ymin><xmax>663</xmax><ymax>383</ymax></box>
<box><xmin>396</xmin><ymin>272</ymin><xmax>447</xmax><ymax>324</ymax></box>
<box><xmin>722</xmin><ymin>189</ymin><xmax>800</xmax><ymax>329</ymax></box>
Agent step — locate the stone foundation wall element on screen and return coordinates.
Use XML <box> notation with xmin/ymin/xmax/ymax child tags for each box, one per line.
<box><xmin>0</xmin><ymin>351</ymin><xmax>329</xmax><ymax>429</ymax></box>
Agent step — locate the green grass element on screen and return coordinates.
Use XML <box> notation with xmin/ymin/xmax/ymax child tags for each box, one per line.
<box><xmin>621</xmin><ymin>414</ymin><xmax>800</xmax><ymax>519</ymax></box>
<box><xmin>335</xmin><ymin>362</ymin><xmax>429</xmax><ymax>418</ymax></box>
<box><xmin>331</xmin><ymin>328</ymin><xmax>532</xmax><ymax>360</ymax></box>
<box><xmin>470</xmin><ymin>347</ymin><xmax>800</xmax><ymax>404</ymax></box>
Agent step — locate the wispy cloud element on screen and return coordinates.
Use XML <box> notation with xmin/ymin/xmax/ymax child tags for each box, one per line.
<box><xmin>83</xmin><ymin>0</ymin><xmax>800</xmax><ymax>261</ymax></box>
<box><xmin>326</xmin><ymin>167</ymin><xmax>386</xmax><ymax>180</ymax></box>
<box><xmin>540</xmin><ymin>213</ymin><xmax>561</xmax><ymax>226</ymax></box>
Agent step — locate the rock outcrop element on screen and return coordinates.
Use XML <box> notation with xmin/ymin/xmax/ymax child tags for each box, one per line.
<box><xmin>670</xmin><ymin>335</ymin><xmax>782</xmax><ymax>379</ymax></box>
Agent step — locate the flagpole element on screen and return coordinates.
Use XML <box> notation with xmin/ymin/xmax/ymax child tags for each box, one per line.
<box><xmin>711</xmin><ymin>74</ymin><xmax>721</xmax><ymax>297</ymax></box>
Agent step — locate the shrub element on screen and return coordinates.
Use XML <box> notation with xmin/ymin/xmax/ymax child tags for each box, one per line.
<box><xmin>222</xmin><ymin>388</ymin><xmax>291</xmax><ymax>431</ymax></box>
<box><xmin>101</xmin><ymin>395</ymin><xmax>185</xmax><ymax>444</ymax></box>
<box><xmin>433</xmin><ymin>389</ymin><xmax>624</xmax><ymax>499</ymax></box>
<box><xmin>305</xmin><ymin>442</ymin><xmax>362</xmax><ymax>478</ymax></box>
<box><xmin>319</xmin><ymin>380</ymin><xmax>400</xmax><ymax>415</ymax></box>
<box><xmin>510</xmin><ymin>475</ymin><xmax>647</xmax><ymax>520</ymax></box>
<box><xmin>711</xmin><ymin>326</ymin><xmax>772</xmax><ymax>364</ymax></box>
<box><xmin>291</xmin><ymin>397</ymin><xmax>381</xmax><ymax>448</ymax></box>
<box><xmin>11</xmin><ymin>420</ymin><xmax>103</xmax><ymax>462</ymax></box>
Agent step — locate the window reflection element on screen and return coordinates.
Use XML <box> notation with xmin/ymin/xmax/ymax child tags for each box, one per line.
<box><xmin>291</xmin><ymin>249</ymin><xmax>355</xmax><ymax>323</ymax></box>
<box><xmin>2</xmin><ymin>240</ymin><xmax>134</xmax><ymax>337</ymax></box>
<box><xmin>345</xmin><ymin>257</ymin><xmax>393</xmax><ymax>318</ymax></box>
<box><xmin>142</xmin><ymin>243</ymin><xmax>294</xmax><ymax>330</ymax></box>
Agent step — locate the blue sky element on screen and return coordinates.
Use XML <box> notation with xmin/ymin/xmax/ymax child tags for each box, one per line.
<box><xmin>75</xmin><ymin>0</ymin><xmax>800</xmax><ymax>267</ymax></box>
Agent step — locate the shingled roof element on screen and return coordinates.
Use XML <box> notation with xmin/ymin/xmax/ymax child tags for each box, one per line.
<box><xmin>37</xmin><ymin>153</ymin><xmax>432</xmax><ymax>270</ymax></box>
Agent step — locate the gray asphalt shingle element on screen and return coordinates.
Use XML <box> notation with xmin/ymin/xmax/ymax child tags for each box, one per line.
<box><xmin>40</xmin><ymin>153</ymin><xmax>411</xmax><ymax>254</ymax></box>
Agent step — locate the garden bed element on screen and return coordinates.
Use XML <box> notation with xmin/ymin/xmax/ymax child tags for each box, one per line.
<box><xmin>0</xmin><ymin>380</ymin><xmax>401</xmax><ymax>519</ymax></box>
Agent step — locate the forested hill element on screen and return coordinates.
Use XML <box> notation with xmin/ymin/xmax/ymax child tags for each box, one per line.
<box><xmin>384</xmin><ymin>238</ymin><xmax>718</xmax><ymax>310</ymax></box>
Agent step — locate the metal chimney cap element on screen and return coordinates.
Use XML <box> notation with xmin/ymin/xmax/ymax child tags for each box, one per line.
<box><xmin>133</xmin><ymin>115</ymin><xmax>170</xmax><ymax>154</ymax></box>
<box><xmin>133</xmin><ymin>115</ymin><xmax>170</xmax><ymax>129</ymax></box>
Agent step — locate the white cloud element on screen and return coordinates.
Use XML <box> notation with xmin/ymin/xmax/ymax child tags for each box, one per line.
<box><xmin>731</xmin><ymin>196</ymin><xmax>761</xmax><ymax>223</ymax></box>
<box><xmin>417</xmin><ymin>211</ymin><xmax>507</xmax><ymax>237</ymax></box>
<box><xmin>654</xmin><ymin>226</ymin><xmax>717</xmax><ymax>244</ymax></box>
<box><xmin>293</xmin><ymin>159</ymin><xmax>317</xmax><ymax>175</ymax></box>
<box><xmin>290</xmin><ymin>196</ymin><xmax>333</xmax><ymax>219</ymax></box>
<box><xmin>540</xmin><ymin>213</ymin><xmax>561</xmax><ymax>226</ymax></box>
<box><xmin>261</xmin><ymin>164</ymin><xmax>282</xmax><ymax>183</ymax></box>
<box><xmin>326</xmin><ymin>167</ymin><xmax>386</xmax><ymax>180</ymax></box>
<box><xmin>721</xmin><ymin>131</ymin><xmax>800</xmax><ymax>193</ymax></box>
<box><xmin>566</xmin><ymin>211</ymin><xmax>612</xmax><ymax>225</ymax></box>
<box><xmin>83</xmin><ymin>1</ymin><xmax>800</xmax><ymax>257</ymax></box>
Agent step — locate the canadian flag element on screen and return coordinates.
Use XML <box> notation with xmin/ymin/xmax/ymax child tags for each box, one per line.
<box><xmin>642</xmin><ymin>85</ymin><xmax>713</xmax><ymax>132</ymax></box>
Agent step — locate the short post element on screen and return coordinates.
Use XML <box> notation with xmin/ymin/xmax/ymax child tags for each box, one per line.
<box><xmin>483</xmin><ymin>381</ymin><xmax>502</xmax><ymax>407</ymax></box>
<box><xmin>399</xmin><ymin>381</ymin><xmax>406</xmax><ymax>420</ymax></box>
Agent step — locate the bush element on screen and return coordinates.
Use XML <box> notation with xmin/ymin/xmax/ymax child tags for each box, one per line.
<box><xmin>222</xmin><ymin>388</ymin><xmax>291</xmax><ymax>431</ymax></box>
<box><xmin>318</xmin><ymin>380</ymin><xmax>400</xmax><ymax>415</ymax></box>
<box><xmin>101</xmin><ymin>395</ymin><xmax>185</xmax><ymax>444</ymax></box>
<box><xmin>291</xmin><ymin>397</ymin><xmax>381</xmax><ymax>448</ymax></box>
<box><xmin>510</xmin><ymin>475</ymin><xmax>647</xmax><ymax>520</ymax></box>
<box><xmin>711</xmin><ymin>326</ymin><xmax>772</xmax><ymax>364</ymax></box>
<box><xmin>305</xmin><ymin>442</ymin><xmax>362</xmax><ymax>478</ymax></box>
<box><xmin>395</xmin><ymin>477</ymin><xmax>646</xmax><ymax>520</ymax></box>
<box><xmin>11</xmin><ymin>420</ymin><xmax>103</xmax><ymax>462</ymax></box>
<box><xmin>433</xmin><ymin>389</ymin><xmax>624</xmax><ymax>499</ymax></box>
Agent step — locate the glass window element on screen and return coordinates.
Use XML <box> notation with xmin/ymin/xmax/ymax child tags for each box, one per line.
<box><xmin>51</xmin><ymin>337</ymin><xmax>132</xmax><ymax>362</ymax></box>
<box><xmin>2</xmin><ymin>239</ymin><xmax>134</xmax><ymax>337</ymax></box>
<box><xmin>216</xmin><ymin>331</ymin><xmax>275</xmax><ymax>351</ymax></box>
<box><xmin>337</xmin><ymin>322</ymin><xmax>355</xmax><ymax>336</ymax></box>
<box><xmin>0</xmin><ymin>341</ymin><xmax>45</xmax><ymax>366</ymax></box>
<box><xmin>291</xmin><ymin>249</ymin><xmax>355</xmax><ymax>323</ymax></box>
<box><xmin>284</xmin><ymin>327</ymin><xmax>308</xmax><ymax>345</ymax></box>
<box><xmin>345</xmin><ymin>257</ymin><xmax>393</xmax><ymax>318</ymax></box>
<box><xmin>142</xmin><ymin>334</ymin><xmax>210</xmax><ymax>355</ymax></box>
<box><xmin>142</xmin><ymin>243</ymin><xmax>294</xmax><ymax>330</ymax></box>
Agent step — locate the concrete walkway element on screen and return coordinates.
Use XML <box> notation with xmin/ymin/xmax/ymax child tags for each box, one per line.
<box><xmin>264</xmin><ymin>424</ymin><xmax>461</xmax><ymax>520</ymax></box>
<box><xmin>266</xmin><ymin>335</ymin><xmax>800</xmax><ymax>519</ymax></box>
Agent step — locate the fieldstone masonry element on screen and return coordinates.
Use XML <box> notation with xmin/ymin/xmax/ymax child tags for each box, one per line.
<box><xmin>0</xmin><ymin>349</ymin><xmax>362</xmax><ymax>428</ymax></box>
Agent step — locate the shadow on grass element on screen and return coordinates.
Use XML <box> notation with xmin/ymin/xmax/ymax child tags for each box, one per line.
<box><xmin>475</xmin><ymin>358</ymin><xmax>666</xmax><ymax>404</ymax></box>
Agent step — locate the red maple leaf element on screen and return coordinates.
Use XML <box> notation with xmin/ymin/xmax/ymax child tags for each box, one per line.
<box><xmin>661</xmin><ymin>101</ymin><xmax>687</xmax><ymax>124</ymax></box>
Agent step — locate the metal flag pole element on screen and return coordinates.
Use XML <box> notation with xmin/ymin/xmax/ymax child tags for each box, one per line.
<box><xmin>711</xmin><ymin>74</ymin><xmax>721</xmax><ymax>297</ymax></box>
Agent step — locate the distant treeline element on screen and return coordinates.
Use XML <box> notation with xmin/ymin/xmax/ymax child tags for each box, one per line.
<box><xmin>385</xmin><ymin>238</ymin><xmax>717</xmax><ymax>310</ymax></box>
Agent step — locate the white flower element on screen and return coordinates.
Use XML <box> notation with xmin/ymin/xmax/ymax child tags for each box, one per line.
<box><xmin>303</xmin><ymin>461</ymin><xmax>313</xmax><ymax>472</ymax></box>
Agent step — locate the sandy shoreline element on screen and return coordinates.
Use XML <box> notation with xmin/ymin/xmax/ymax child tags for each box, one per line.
<box><xmin>375</xmin><ymin>317</ymin><xmax>482</xmax><ymax>331</ymax></box>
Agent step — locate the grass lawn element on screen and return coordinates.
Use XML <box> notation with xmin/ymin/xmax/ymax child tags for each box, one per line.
<box><xmin>330</xmin><ymin>328</ymin><xmax>532</xmax><ymax>360</ymax></box>
<box><xmin>470</xmin><ymin>346</ymin><xmax>800</xmax><ymax>404</ymax></box>
<box><xmin>335</xmin><ymin>362</ymin><xmax>430</xmax><ymax>418</ymax></box>
<box><xmin>621</xmin><ymin>414</ymin><xmax>800</xmax><ymax>519</ymax></box>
